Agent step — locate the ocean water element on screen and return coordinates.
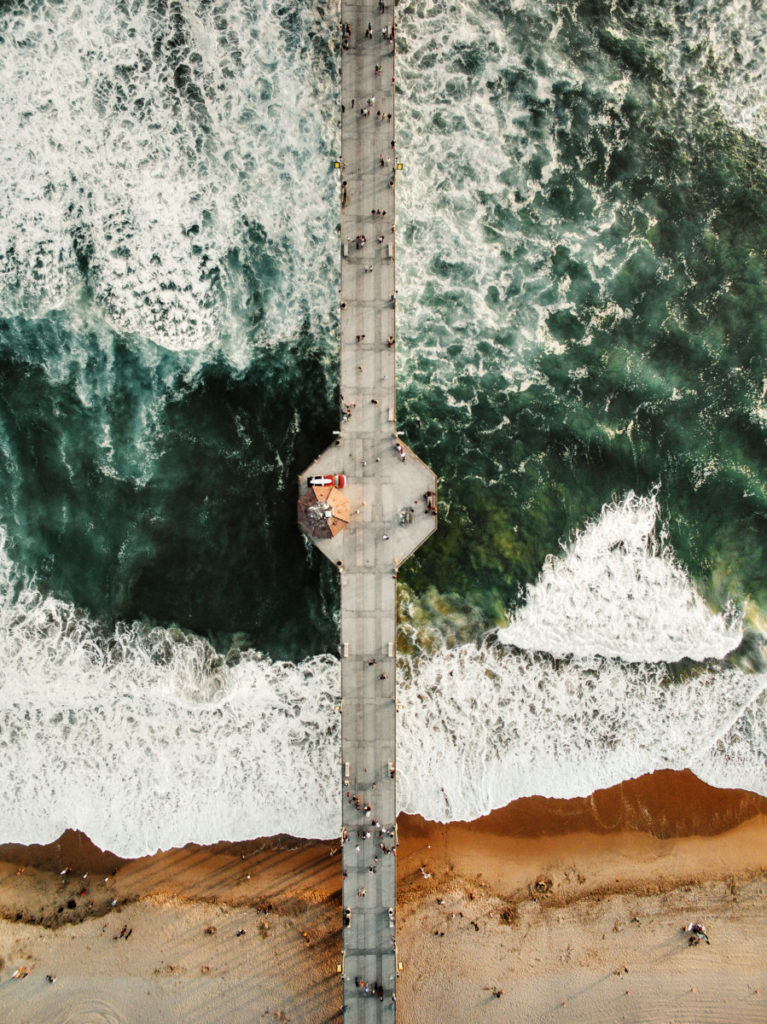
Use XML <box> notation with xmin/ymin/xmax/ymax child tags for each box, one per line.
<box><xmin>0</xmin><ymin>0</ymin><xmax>766</xmax><ymax>856</ymax></box>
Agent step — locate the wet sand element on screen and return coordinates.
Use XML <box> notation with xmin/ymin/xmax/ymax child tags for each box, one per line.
<box><xmin>0</xmin><ymin>770</ymin><xmax>765</xmax><ymax>1023</ymax></box>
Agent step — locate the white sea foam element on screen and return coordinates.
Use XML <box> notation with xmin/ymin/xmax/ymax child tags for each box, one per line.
<box><xmin>395</xmin><ymin>0</ymin><xmax>767</xmax><ymax>409</ymax></box>
<box><xmin>397</xmin><ymin>642</ymin><xmax>767</xmax><ymax>822</ymax></box>
<box><xmin>0</xmin><ymin>530</ymin><xmax>341</xmax><ymax>851</ymax></box>
<box><xmin>0</xmin><ymin>531</ymin><xmax>763</xmax><ymax>855</ymax></box>
<box><xmin>0</xmin><ymin>0</ymin><xmax>339</xmax><ymax>357</ymax></box>
<box><xmin>499</xmin><ymin>491</ymin><xmax>742</xmax><ymax>662</ymax></box>
<box><xmin>641</xmin><ymin>0</ymin><xmax>767</xmax><ymax>147</ymax></box>
<box><xmin>396</xmin><ymin>1</ymin><xmax>643</xmax><ymax>392</ymax></box>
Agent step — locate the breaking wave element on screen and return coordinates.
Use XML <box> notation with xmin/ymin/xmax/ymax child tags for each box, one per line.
<box><xmin>499</xmin><ymin>491</ymin><xmax>743</xmax><ymax>663</ymax></box>
<box><xmin>397</xmin><ymin>643</ymin><xmax>767</xmax><ymax>822</ymax></box>
<box><xmin>0</xmin><ymin>530</ymin><xmax>763</xmax><ymax>857</ymax></box>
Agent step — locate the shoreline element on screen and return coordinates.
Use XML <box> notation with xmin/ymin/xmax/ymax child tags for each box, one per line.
<box><xmin>1</xmin><ymin>769</ymin><xmax>765</xmax><ymax>878</ymax></box>
<box><xmin>0</xmin><ymin>770</ymin><xmax>764</xmax><ymax>927</ymax></box>
<box><xmin>0</xmin><ymin>770</ymin><xmax>765</xmax><ymax>1023</ymax></box>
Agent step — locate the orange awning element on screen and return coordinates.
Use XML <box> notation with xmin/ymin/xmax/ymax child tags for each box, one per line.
<box><xmin>298</xmin><ymin>485</ymin><xmax>350</xmax><ymax>540</ymax></box>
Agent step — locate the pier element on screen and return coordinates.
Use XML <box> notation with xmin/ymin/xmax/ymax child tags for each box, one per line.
<box><xmin>298</xmin><ymin>2</ymin><xmax>436</xmax><ymax>1019</ymax></box>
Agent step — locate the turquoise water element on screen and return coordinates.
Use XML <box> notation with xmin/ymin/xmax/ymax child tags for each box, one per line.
<box><xmin>0</xmin><ymin>0</ymin><xmax>765</xmax><ymax>853</ymax></box>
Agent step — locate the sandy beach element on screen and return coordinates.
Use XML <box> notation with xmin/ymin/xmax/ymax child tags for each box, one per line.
<box><xmin>0</xmin><ymin>770</ymin><xmax>765</xmax><ymax>1023</ymax></box>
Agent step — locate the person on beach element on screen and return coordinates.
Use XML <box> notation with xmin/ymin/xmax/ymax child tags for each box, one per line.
<box><xmin>685</xmin><ymin>921</ymin><xmax>710</xmax><ymax>944</ymax></box>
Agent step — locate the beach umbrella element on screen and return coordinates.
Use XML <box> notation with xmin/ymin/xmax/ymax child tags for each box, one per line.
<box><xmin>297</xmin><ymin>483</ymin><xmax>351</xmax><ymax>539</ymax></box>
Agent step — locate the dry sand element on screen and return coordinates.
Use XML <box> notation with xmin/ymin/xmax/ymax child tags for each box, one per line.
<box><xmin>0</xmin><ymin>771</ymin><xmax>765</xmax><ymax>1023</ymax></box>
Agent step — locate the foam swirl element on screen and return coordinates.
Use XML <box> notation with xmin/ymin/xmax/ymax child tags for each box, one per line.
<box><xmin>0</xmin><ymin>0</ymin><xmax>339</xmax><ymax>356</ymax></box>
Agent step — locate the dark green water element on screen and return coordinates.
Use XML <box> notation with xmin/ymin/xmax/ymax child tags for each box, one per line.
<box><xmin>397</xmin><ymin>0</ymin><xmax>767</xmax><ymax>633</ymax></box>
<box><xmin>1</xmin><ymin>0</ymin><xmax>766</xmax><ymax>657</ymax></box>
<box><xmin>0</xmin><ymin>314</ymin><xmax>339</xmax><ymax>658</ymax></box>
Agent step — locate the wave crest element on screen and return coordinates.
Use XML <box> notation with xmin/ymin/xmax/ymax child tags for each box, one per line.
<box><xmin>498</xmin><ymin>492</ymin><xmax>742</xmax><ymax>663</ymax></box>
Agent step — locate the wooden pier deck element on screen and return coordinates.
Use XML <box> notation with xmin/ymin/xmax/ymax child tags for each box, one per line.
<box><xmin>298</xmin><ymin>2</ymin><xmax>436</xmax><ymax>1019</ymax></box>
